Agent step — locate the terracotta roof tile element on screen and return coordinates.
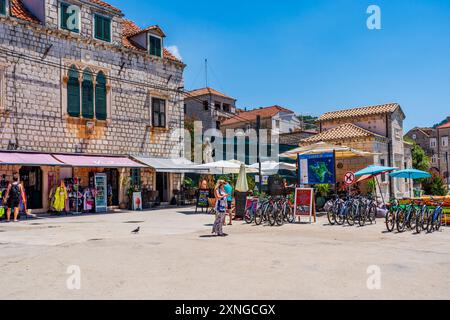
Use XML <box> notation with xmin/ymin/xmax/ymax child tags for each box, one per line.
<box><xmin>10</xmin><ymin>0</ymin><xmax>40</xmax><ymax>23</ymax></box>
<box><xmin>438</xmin><ymin>122</ymin><xmax>450</xmax><ymax>129</ymax></box>
<box><xmin>89</xmin><ymin>0</ymin><xmax>122</xmax><ymax>14</ymax></box>
<box><xmin>186</xmin><ymin>87</ymin><xmax>235</xmax><ymax>100</ymax></box>
<box><xmin>222</xmin><ymin>106</ymin><xmax>294</xmax><ymax>126</ymax></box>
<box><xmin>121</xmin><ymin>20</ymin><xmax>182</xmax><ymax>63</ymax></box>
<box><xmin>301</xmin><ymin>123</ymin><xmax>386</xmax><ymax>144</ymax></box>
<box><xmin>318</xmin><ymin>103</ymin><xmax>400</xmax><ymax>122</ymax></box>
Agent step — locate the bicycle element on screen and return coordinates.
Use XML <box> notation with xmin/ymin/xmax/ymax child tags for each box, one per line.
<box><xmin>414</xmin><ymin>199</ymin><xmax>430</xmax><ymax>234</ymax></box>
<box><xmin>396</xmin><ymin>200</ymin><xmax>417</xmax><ymax>233</ymax></box>
<box><xmin>386</xmin><ymin>198</ymin><xmax>400</xmax><ymax>232</ymax></box>
<box><xmin>244</xmin><ymin>197</ymin><xmax>259</xmax><ymax>224</ymax></box>
<box><xmin>427</xmin><ymin>198</ymin><xmax>444</xmax><ymax>233</ymax></box>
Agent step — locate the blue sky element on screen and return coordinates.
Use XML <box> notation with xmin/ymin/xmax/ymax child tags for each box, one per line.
<box><xmin>108</xmin><ymin>0</ymin><xmax>450</xmax><ymax>130</ymax></box>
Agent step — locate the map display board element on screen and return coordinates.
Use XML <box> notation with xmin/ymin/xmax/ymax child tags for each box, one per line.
<box><xmin>298</xmin><ymin>153</ymin><xmax>336</xmax><ymax>185</ymax></box>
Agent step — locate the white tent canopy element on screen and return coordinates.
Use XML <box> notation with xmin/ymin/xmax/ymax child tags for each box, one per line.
<box><xmin>280</xmin><ymin>142</ymin><xmax>376</xmax><ymax>160</ymax></box>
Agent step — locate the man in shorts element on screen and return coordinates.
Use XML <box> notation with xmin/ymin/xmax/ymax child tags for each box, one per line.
<box><xmin>2</xmin><ymin>173</ymin><xmax>25</xmax><ymax>223</ymax></box>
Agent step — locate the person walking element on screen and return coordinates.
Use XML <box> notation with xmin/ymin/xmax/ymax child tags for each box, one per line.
<box><xmin>224</xmin><ymin>179</ymin><xmax>234</xmax><ymax>225</ymax></box>
<box><xmin>212</xmin><ymin>180</ymin><xmax>228</xmax><ymax>237</ymax></box>
<box><xmin>2</xmin><ymin>173</ymin><xmax>26</xmax><ymax>222</ymax></box>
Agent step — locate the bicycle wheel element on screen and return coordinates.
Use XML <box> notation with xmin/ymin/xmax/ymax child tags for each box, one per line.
<box><xmin>397</xmin><ymin>210</ymin><xmax>406</xmax><ymax>233</ymax></box>
<box><xmin>415</xmin><ymin>213</ymin><xmax>423</xmax><ymax>234</ymax></box>
<box><xmin>276</xmin><ymin>212</ymin><xmax>284</xmax><ymax>226</ymax></box>
<box><xmin>286</xmin><ymin>206</ymin><xmax>296</xmax><ymax>224</ymax></box>
<box><xmin>359</xmin><ymin>207</ymin><xmax>367</xmax><ymax>227</ymax></box>
<box><xmin>385</xmin><ymin>210</ymin><xmax>396</xmax><ymax>232</ymax></box>
<box><xmin>408</xmin><ymin>209</ymin><xmax>417</xmax><ymax>231</ymax></box>
<box><xmin>436</xmin><ymin>212</ymin><xmax>443</xmax><ymax>232</ymax></box>
<box><xmin>327</xmin><ymin>211</ymin><xmax>336</xmax><ymax>225</ymax></box>
<box><xmin>255</xmin><ymin>208</ymin><xmax>264</xmax><ymax>225</ymax></box>
<box><xmin>347</xmin><ymin>206</ymin><xmax>356</xmax><ymax>226</ymax></box>
<box><xmin>368</xmin><ymin>204</ymin><xmax>377</xmax><ymax>224</ymax></box>
<box><xmin>426</xmin><ymin>213</ymin><xmax>435</xmax><ymax>233</ymax></box>
<box><xmin>268</xmin><ymin>208</ymin><xmax>276</xmax><ymax>226</ymax></box>
<box><xmin>244</xmin><ymin>208</ymin><xmax>253</xmax><ymax>224</ymax></box>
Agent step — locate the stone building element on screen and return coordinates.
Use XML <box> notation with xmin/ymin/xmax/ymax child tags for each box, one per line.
<box><xmin>221</xmin><ymin>105</ymin><xmax>301</xmax><ymax>136</ymax></box>
<box><xmin>184</xmin><ymin>87</ymin><xmax>237</xmax><ymax>132</ymax></box>
<box><xmin>301</xmin><ymin>103</ymin><xmax>412</xmax><ymax>199</ymax></box>
<box><xmin>0</xmin><ymin>0</ymin><xmax>188</xmax><ymax>212</ymax></box>
<box><xmin>406</xmin><ymin>118</ymin><xmax>450</xmax><ymax>182</ymax></box>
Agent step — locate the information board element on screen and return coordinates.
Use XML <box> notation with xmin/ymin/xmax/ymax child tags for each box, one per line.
<box><xmin>298</xmin><ymin>153</ymin><xmax>336</xmax><ymax>185</ymax></box>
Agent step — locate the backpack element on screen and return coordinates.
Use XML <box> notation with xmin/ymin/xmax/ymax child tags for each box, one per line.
<box><xmin>10</xmin><ymin>183</ymin><xmax>21</xmax><ymax>202</ymax></box>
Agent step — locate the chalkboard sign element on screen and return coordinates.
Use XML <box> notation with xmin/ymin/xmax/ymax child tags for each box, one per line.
<box><xmin>195</xmin><ymin>189</ymin><xmax>210</xmax><ymax>213</ymax></box>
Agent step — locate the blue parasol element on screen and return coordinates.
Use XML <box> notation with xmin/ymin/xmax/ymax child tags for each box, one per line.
<box><xmin>355</xmin><ymin>165</ymin><xmax>398</xmax><ymax>177</ymax></box>
<box><xmin>389</xmin><ymin>169</ymin><xmax>431</xmax><ymax>198</ymax></box>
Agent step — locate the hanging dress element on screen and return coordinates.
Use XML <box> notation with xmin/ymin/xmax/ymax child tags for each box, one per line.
<box><xmin>53</xmin><ymin>186</ymin><xmax>67</xmax><ymax>212</ymax></box>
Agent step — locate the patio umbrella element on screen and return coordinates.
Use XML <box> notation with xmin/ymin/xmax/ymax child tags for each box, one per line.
<box><xmin>355</xmin><ymin>165</ymin><xmax>398</xmax><ymax>177</ymax></box>
<box><xmin>355</xmin><ymin>165</ymin><xmax>397</xmax><ymax>205</ymax></box>
<box><xmin>389</xmin><ymin>169</ymin><xmax>432</xmax><ymax>198</ymax></box>
<box><xmin>235</xmin><ymin>164</ymin><xmax>249</xmax><ymax>192</ymax></box>
<box><xmin>249</xmin><ymin>161</ymin><xmax>296</xmax><ymax>175</ymax></box>
<box><xmin>198</xmin><ymin>160</ymin><xmax>258</xmax><ymax>174</ymax></box>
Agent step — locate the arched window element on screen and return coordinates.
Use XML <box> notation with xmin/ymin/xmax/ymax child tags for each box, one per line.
<box><xmin>82</xmin><ymin>68</ymin><xmax>94</xmax><ymax>119</ymax></box>
<box><xmin>67</xmin><ymin>65</ymin><xmax>80</xmax><ymax>117</ymax></box>
<box><xmin>95</xmin><ymin>71</ymin><xmax>107</xmax><ymax>120</ymax></box>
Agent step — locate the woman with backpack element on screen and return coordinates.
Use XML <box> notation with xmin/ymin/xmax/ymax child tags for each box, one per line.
<box><xmin>2</xmin><ymin>173</ymin><xmax>26</xmax><ymax>223</ymax></box>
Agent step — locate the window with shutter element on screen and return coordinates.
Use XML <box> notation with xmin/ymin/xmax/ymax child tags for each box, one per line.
<box><xmin>60</xmin><ymin>2</ymin><xmax>80</xmax><ymax>33</ymax></box>
<box><xmin>82</xmin><ymin>69</ymin><xmax>94</xmax><ymax>119</ymax></box>
<box><xmin>95</xmin><ymin>71</ymin><xmax>107</xmax><ymax>120</ymax></box>
<box><xmin>0</xmin><ymin>0</ymin><xmax>6</xmax><ymax>15</ymax></box>
<box><xmin>152</xmin><ymin>98</ymin><xmax>166</xmax><ymax>128</ymax></box>
<box><xmin>67</xmin><ymin>65</ymin><xmax>80</xmax><ymax>117</ymax></box>
<box><xmin>94</xmin><ymin>14</ymin><xmax>111</xmax><ymax>42</ymax></box>
<box><xmin>149</xmin><ymin>35</ymin><xmax>162</xmax><ymax>57</ymax></box>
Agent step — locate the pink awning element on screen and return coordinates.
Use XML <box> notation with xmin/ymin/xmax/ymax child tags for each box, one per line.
<box><xmin>53</xmin><ymin>154</ymin><xmax>145</xmax><ymax>168</ymax></box>
<box><xmin>0</xmin><ymin>152</ymin><xmax>64</xmax><ymax>166</ymax></box>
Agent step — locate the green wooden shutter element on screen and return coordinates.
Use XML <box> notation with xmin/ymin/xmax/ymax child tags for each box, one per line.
<box><xmin>67</xmin><ymin>66</ymin><xmax>80</xmax><ymax>117</ymax></box>
<box><xmin>82</xmin><ymin>69</ymin><xmax>94</xmax><ymax>119</ymax></box>
<box><xmin>149</xmin><ymin>36</ymin><xmax>162</xmax><ymax>57</ymax></box>
<box><xmin>94</xmin><ymin>15</ymin><xmax>111</xmax><ymax>42</ymax></box>
<box><xmin>95</xmin><ymin>72</ymin><xmax>107</xmax><ymax>120</ymax></box>
<box><xmin>0</xmin><ymin>0</ymin><xmax>6</xmax><ymax>15</ymax></box>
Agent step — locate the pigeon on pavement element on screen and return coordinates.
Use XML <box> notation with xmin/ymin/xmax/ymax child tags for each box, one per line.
<box><xmin>131</xmin><ymin>227</ymin><xmax>140</xmax><ymax>234</ymax></box>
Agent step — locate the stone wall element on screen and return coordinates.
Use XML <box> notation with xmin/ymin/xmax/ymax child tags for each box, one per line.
<box><xmin>0</xmin><ymin>12</ymin><xmax>184</xmax><ymax>158</ymax></box>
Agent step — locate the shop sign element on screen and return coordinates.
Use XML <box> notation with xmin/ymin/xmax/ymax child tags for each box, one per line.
<box><xmin>294</xmin><ymin>188</ymin><xmax>316</xmax><ymax>223</ymax></box>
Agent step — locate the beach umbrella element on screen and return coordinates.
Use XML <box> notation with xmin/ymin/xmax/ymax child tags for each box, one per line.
<box><xmin>389</xmin><ymin>169</ymin><xmax>431</xmax><ymax>198</ymax></box>
<box><xmin>354</xmin><ymin>165</ymin><xmax>397</xmax><ymax>205</ymax></box>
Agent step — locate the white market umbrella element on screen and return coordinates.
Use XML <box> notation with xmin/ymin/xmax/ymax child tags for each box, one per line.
<box><xmin>235</xmin><ymin>164</ymin><xmax>249</xmax><ymax>192</ymax></box>
<box><xmin>198</xmin><ymin>160</ymin><xmax>257</xmax><ymax>175</ymax></box>
<box><xmin>249</xmin><ymin>161</ymin><xmax>296</xmax><ymax>175</ymax></box>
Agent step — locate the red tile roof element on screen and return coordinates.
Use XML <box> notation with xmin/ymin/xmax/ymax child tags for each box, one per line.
<box><xmin>301</xmin><ymin>123</ymin><xmax>387</xmax><ymax>144</ymax></box>
<box><xmin>222</xmin><ymin>106</ymin><xmax>294</xmax><ymax>126</ymax></box>
<box><xmin>318</xmin><ymin>103</ymin><xmax>400</xmax><ymax>122</ymax></box>
<box><xmin>438</xmin><ymin>122</ymin><xmax>450</xmax><ymax>129</ymax></box>
<box><xmin>10</xmin><ymin>0</ymin><xmax>40</xmax><ymax>23</ymax></box>
<box><xmin>122</xmin><ymin>20</ymin><xmax>181</xmax><ymax>63</ymax></box>
<box><xmin>186</xmin><ymin>87</ymin><xmax>235</xmax><ymax>100</ymax></box>
<box><xmin>89</xmin><ymin>0</ymin><xmax>122</xmax><ymax>14</ymax></box>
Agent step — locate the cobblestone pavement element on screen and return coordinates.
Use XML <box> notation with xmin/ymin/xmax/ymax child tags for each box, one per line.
<box><xmin>0</xmin><ymin>207</ymin><xmax>449</xmax><ymax>300</ymax></box>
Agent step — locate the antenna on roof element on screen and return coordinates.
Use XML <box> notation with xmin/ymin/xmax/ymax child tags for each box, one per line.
<box><xmin>205</xmin><ymin>58</ymin><xmax>208</xmax><ymax>88</ymax></box>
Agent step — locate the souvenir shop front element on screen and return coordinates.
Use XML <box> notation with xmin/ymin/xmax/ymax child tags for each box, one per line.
<box><xmin>49</xmin><ymin>154</ymin><xmax>146</xmax><ymax>214</ymax></box>
<box><xmin>0</xmin><ymin>152</ymin><xmax>65</xmax><ymax>214</ymax></box>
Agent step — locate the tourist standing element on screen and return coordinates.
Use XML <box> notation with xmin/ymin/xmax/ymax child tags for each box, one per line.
<box><xmin>212</xmin><ymin>180</ymin><xmax>228</xmax><ymax>237</ymax></box>
<box><xmin>2</xmin><ymin>173</ymin><xmax>25</xmax><ymax>222</ymax></box>
<box><xmin>224</xmin><ymin>179</ymin><xmax>234</xmax><ymax>225</ymax></box>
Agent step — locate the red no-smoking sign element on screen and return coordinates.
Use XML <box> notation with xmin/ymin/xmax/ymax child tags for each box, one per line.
<box><xmin>344</xmin><ymin>171</ymin><xmax>355</xmax><ymax>186</ymax></box>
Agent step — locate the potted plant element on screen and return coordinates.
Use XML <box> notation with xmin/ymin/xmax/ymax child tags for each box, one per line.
<box><xmin>315</xmin><ymin>184</ymin><xmax>330</xmax><ymax>209</ymax></box>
